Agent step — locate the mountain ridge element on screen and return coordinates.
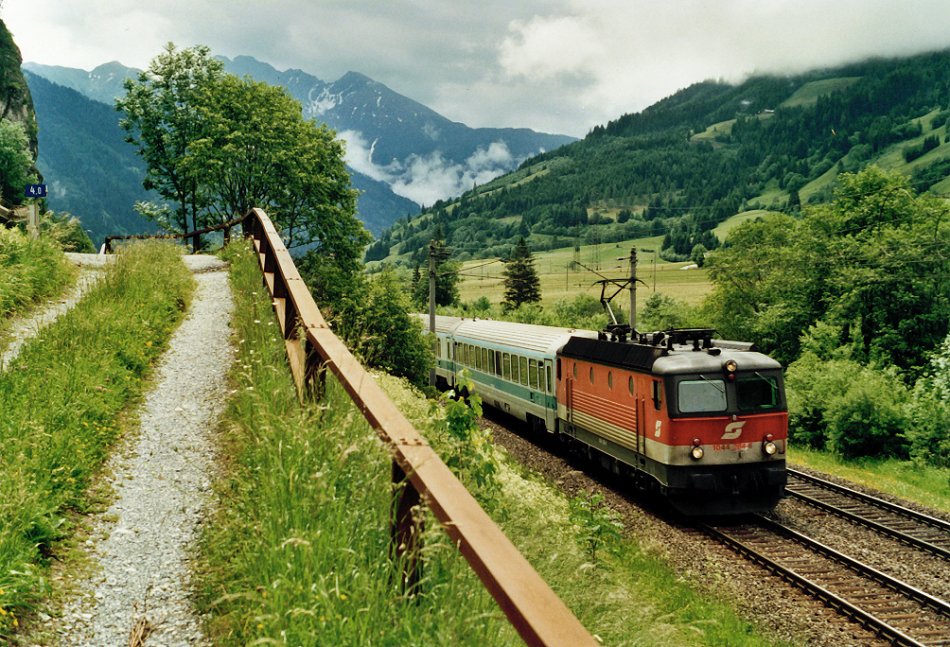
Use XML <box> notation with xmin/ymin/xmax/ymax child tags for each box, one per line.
<box><xmin>370</xmin><ymin>48</ymin><xmax>950</xmax><ymax>265</ymax></box>
<box><xmin>23</xmin><ymin>54</ymin><xmax>574</xmax><ymax>236</ymax></box>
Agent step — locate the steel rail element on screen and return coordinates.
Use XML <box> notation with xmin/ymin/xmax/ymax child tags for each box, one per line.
<box><xmin>242</xmin><ymin>208</ymin><xmax>596</xmax><ymax>647</ymax></box>
<box><xmin>701</xmin><ymin>515</ymin><xmax>950</xmax><ymax>647</ymax></box>
<box><xmin>785</xmin><ymin>485</ymin><xmax>950</xmax><ymax>560</ymax></box>
<box><xmin>701</xmin><ymin>522</ymin><xmax>923</xmax><ymax>646</ymax></box>
<box><xmin>788</xmin><ymin>468</ymin><xmax>950</xmax><ymax>534</ymax></box>
<box><xmin>753</xmin><ymin>515</ymin><xmax>950</xmax><ymax>618</ymax></box>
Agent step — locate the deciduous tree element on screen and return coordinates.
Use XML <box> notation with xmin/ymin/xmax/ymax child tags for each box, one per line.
<box><xmin>117</xmin><ymin>44</ymin><xmax>222</xmax><ymax>251</ymax></box>
<box><xmin>118</xmin><ymin>43</ymin><xmax>367</xmax><ymax>267</ymax></box>
<box><xmin>0</xmin><ymin>119</ymin><xmax>34</xmax><ymax>205</ymax></box>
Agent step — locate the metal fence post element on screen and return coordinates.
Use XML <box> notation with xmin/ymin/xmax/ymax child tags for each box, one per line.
<box><xmin>391</xmin><ymin>461</ymin><xmax>423</xmax><ymax>595</ymax></box>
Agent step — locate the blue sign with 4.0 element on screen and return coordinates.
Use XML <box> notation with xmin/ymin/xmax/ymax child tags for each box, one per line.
<box><xmin>25</xmin><ymin>183</ymin><xmax>48</xmax><ymax>198</ymax></box>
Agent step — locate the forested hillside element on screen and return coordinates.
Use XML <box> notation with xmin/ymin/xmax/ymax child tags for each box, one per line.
<box><xmin>373</xmin><ymin>49</ymin><xmax>950</xmax><ymax>264</ymax></box>
<box><xmin>25</xmin><ymin>71</ymin><xmax>157</xmax><ymax>242</ymax></box>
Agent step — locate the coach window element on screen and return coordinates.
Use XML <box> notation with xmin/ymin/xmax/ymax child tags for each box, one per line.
<box><xmin>607</xmin><ymin>371</ymin><xmax>613</xmax><ymax>389</ymax></box>
<box><xmin>482</xmin><ymin>347</ymin><xmax>489</xmax><ymax>372</ymax></box>
<box><xmin>502</xmin><ymin>353</ymin><xmax>512</xmax><ymax>381</ymax></box>
<box><xmin>519</xmin><ymin>356</ymin><xmax>529</xmax><ymax>386</ymax></box>
<box><xmin>529</xmin><ymin>360</ymin><xmax>539</xmax><ymax>390</ymax></box>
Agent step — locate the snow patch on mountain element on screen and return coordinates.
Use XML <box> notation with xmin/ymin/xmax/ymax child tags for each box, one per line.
<box><xmin>308</xmin><ymin>87</ymin><xmax>341</xmax><ymax>116</ymax></box>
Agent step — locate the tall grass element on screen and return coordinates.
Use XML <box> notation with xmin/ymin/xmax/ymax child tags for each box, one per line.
<box><xmin>0</xmin><ymin>242</ymin><xmax>193</xmax><ymax>638</ymax></box>
<box><xmin>0</xmin><ymin>227</ymin><xmax>76</xmax><ymax>322</ymax></box>
<box><xmin>195</xmin><ymin>242</ymin><xmax>516</xmax><ymax>645</ymax></box>
<box><xmin>198</xmin><ymin>242</ymin><xmax>779</xmax><ymax>646</ymax></box>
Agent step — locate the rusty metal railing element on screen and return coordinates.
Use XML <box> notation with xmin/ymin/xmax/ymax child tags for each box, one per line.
<box><xmin>102</xmin><ymin>215</ymin><xmax>244</xmax><ymax>253</ymax></box>
<box><xmin>243</xmin><ymin>208</ymin><xmax>596</xmax><ymax>647</ymax></box>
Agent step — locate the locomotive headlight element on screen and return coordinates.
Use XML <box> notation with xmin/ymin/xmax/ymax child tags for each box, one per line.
<box><xmin>763</xmin><ymin>434</ymin><xmax>778</xmax><ymax>456</ymax></box>
<box><xmin>722</xmin><ymin>359</ymin><xmax>738</xmax><ymax>382</ymax></box>
<box><xmin>690</xmin><ymin>439</ymin><xmax>704</xmax><ymax>460</ymax></box>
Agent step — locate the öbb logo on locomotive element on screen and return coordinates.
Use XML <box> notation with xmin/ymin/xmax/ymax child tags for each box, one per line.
<box><xmin>423</xmin><ymin>316</ymin><xmax>788</xmax><ymax>516</ymax></box>
<box><xmin>722</xmin><ymin>420</ymin><xmax>746</xmax><ymax>440</ymax></box>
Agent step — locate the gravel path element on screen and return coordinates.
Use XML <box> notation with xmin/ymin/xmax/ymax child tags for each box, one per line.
<box><xmin>1</xmin><ymin>267</ymin><xmax>102</xmax><ymax>370</ymax></box>
<box><xmin>55</xmin><ymin>257</ymin><xmax>234</xmax><ymax>646</ymax></box>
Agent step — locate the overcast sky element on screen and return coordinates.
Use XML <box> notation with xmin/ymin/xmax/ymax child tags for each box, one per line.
<box><xmin>5</xmin><ymin>0</ymin><xmax>950</xmax><ymax>137</ymax></box>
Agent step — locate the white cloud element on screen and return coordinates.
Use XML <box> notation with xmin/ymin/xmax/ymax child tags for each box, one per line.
<box><xmin>499</xmin><ymin>14</ymin><xmax>605</xmax><ymax>81</ymax></box>
<box><xmin>8</xmin><ymin>1</ymin><xmax>950</xmax><ymax>138</ymax></box>
<box><xmin>339</xmin><ymin>130</ymin><xmax>519</xmax><ymax>206</ymax></box>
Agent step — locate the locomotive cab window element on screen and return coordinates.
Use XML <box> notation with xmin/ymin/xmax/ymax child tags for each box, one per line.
<box><xmin>652</xmin><ymin>380</ymin><xmax>663</xmax><ymax>410</ymax></box>
<box><xmin>737</xmin><ymin>373</ymin><xmax>781</xmax><ymax>411</ymax></box>
<box><xmin>677</xmin><ymin>378</ymin><xmax>727</xmax><ymax>413</ymax></box>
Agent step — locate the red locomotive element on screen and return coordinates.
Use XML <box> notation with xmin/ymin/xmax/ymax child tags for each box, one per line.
<box><xmin>430</xmin><ymin>317</ymin><xmax>788</xmax><ymax>515</ymax></box>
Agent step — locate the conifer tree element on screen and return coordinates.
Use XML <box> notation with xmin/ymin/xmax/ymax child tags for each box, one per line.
<box><xmin>502</xmin><ymin>237</ymin><xmax>541</xmax><ymax>310</ymax></box>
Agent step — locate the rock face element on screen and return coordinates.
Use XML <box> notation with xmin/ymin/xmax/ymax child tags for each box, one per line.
<box><xmin>0</xmin><ymin>19</ymin><xmax>38</xmax><ymax>151</ymax></box>
<box><xmin>0</xmin><ymin>18</ymin><xmax>40</xmax><ymax>176</ymax></box>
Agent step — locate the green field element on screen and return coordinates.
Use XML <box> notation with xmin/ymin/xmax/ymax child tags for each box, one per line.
<box><xmin>779</xmin><ymin>77</ymin><xmax>862</xmax><ymax>108</ymax></box>
<box><xmin>456</xmin><ymin>234</ymin><xmax>713</xmax><ymax>309</ymax></box>
<box><xmin>690</xmin><ymin>118</ymin><xmax>737</xmax><ymax>143</ymax></box>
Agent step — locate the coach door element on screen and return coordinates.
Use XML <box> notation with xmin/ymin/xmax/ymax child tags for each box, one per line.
<box><xmin>544</xmin><ymin>359</ymin><xmax>555</xmax><ymax>431</ymax></box>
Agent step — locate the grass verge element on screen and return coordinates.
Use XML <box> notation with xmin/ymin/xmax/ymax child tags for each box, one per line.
<box><xmin>0</xmin><ymin>242</ymin><xmax>193</xmax><ymax>639</ymax></box>
<box><xmin>197</xmin><ymin>242</ymin><xmax>781</xmax><ymax>646</ymax></box>
<box><xmin>195</xmin><ymin>242</ymin><xmax>516</xmax><ymax>645</ymax></box>
<box><xmin>789</xmin><ymin>446</ymin><xmax>950</xmax><ymax>514</ymax></box>
<box><xmin>0</xmin><ymin>227</ymin><xmax>76</xmax><ymax>327</ymax></box>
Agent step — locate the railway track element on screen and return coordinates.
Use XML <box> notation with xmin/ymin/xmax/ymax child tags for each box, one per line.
<box><xmin>786</xmin><ymin>468</ymin><xmax>950</xmax><ymax>559</ymax></box>
<box><xmin>702</xmin><ymin>515</ymin><xmax>950</xmax><ymax>646</ymax></box>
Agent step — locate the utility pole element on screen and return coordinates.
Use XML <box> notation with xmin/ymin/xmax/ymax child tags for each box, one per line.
<box><xmin>629</xmin><ymin>248</ymin><xmax>637</xmax><ymax>331</ymax></box>
<box><xmin>428</xmin><ymin>240</ymin><xmax>437</xmax><ymax>387</ymax></box>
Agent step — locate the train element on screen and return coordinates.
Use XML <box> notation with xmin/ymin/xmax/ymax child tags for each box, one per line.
<box><xmin>423</xmin><ymin>315</ymin><xmax>788</xmax><ymax>515</ymax></box>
